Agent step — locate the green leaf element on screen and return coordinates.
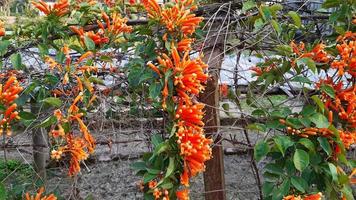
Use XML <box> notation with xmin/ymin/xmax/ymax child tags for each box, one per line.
<box><xmin>242</xmin><ymin>0</ymin><xmax>256</xmax><ymax>12</ymax></box>
<box><xmin>131</xmin><ymin>161</ymin><xmax>147</xmax><ymax>171</ymax></box>
<box><xmin>0</xmin><ymin>40</ymin><xmax>11</xmax><ymax>56</ymax></box>
<box><xmin>273</xmin><ymin>135</ymin><xmax>294</xmax><ymax>156</ymax></box>
<box><xmin>254</xmin><ymin>141</ymin><xmax>269</xmax><ymax>161</ymax></box>
<box><xmin>154</xmin><ymin>142</ymin><xmax>168</xmax><ymax>155</ymax></box>
<box><xmin>0</xmin><ymin>183</ymin><xmax>7</xmax><ymax>200</ymax></box>
<box><xmin>274</xmin><ymin>45</ymin><xmax>293</xmax><ymax>56</ymax></box>
<box><xmin>84</xmin><ymin>36</ymin><xmax>96</xmax><ymax>50</ymax></box>
<box><xmin>143</xmin><ymin>173</ymin><xmax>156</xmax><ymax>183</ymax></box>
<box><xmin>320</xmin><ymin>84</ymin><xmax>335</xmax><ymax>98</ymax></box>
<box><xmin>291</xmin><ymin>75</ymin><xmax>312</xmax><ymax>85</ymax></box>
<box><xmin>274</xmin><ymin>179</ymin><xmax>290</xmax><ymax>199</ymax></box>
<box><xmin>291</xmin><ymin>176</ymin><xmax>307</xmax><ymax>193</ymax></box>
<box><xmin>317</xmin><ymin>137</ymin><xmax>332</xmax><ymax>156</ymax></box>
<box><xmin>328</xmin><ymin>163</ymin><xmax>338</xmax><ymax>182</ymax></box>
<box><xmin>262</xmin><ymin>182</ymin><xmax>274</xmax><ymax>197</ymax></box>
<box><xmin>293</xmin><ymin>149</ymin><xmax>309</xmax><ymax>171</ymax></box>
<box><xmin>149</xmin><ymin>82</ymin><xmax>162</xmax><ymax>99</ymax></box>
<box><xmin>297</xmin><ymin>57</ymin><xmax>316</xmax><ymax>74</ymax></box>
<box><xmin>288</xmin><ymin>11</ymin><xmax>301</xmax><ymax>28</ymax></box>
<box><xmin>19</xmin><ymin>111</ymin><xmax>36</xmax><ymax>120</ymax></box>
<box><xmin>42</xmin><ymin>97</ymin><xmax>62</xmax><ymax>108</ymax></box>
<box><xmin>271</xmin><ymin>19</ymin><xmax>281</xmax><ymax>35</ymax></box>
<box><xmin>36</xmin><ymin>116</ymin><xmax>57</xmax><ymax>128</ymax></box>
<box><xmin>247</xmin><ymin>123</ymin><xmax>266</xmax><ymax>132</ymax></box>
<box><xmin>164</xmin><ymin>157</ymin><xmax>175</xmax><ymax>178</ymax></box>
<box><xmin>10</xmin><ymin>53</ymin><xmax>23</xmax><ymax>70</ymax></box>
<box><xmin>254</xmin><ymin>18</ymin><xmax>264</xmax><ymax>30</ymax></box>
<box><xmin>151</xmin><ymin>134</ymin><xmax>163</xmax><ymax>148</ymax></box>
<box><xmin>311</xmin><ymin>95</ymin><xmax>325</xmax><ymax>112</ymax></box>
<box><xmin>310</xmin><ymin>113</ymin><xmax>329</xmax><ymax>128</ymax></box>
<box><xmin>260</xmin><ymin>6</ymin><xmax>272</xmax><ymax>21</ymax></box>
<box><xmin>299</xmin><ymin>138</ymin><xmax>315</xmax><ymax>152</ymax></box>
<box><xmin>322</xmin><ymin>0</ymin><xmax>341</xmax><ymax>8</ymax></box>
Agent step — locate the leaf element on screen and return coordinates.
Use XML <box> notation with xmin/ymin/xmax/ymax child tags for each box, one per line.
<box><xmin>262</xmin><ymin>182</ymin><xmax>274</xmax><ymax>197</ymax></box>
<box><xmin>36</xmin><ymin>116</ymin><xmax>57</xmax><ymax>128</ymax></box>
<box><xmin>42</xmin><ymin>97</ymin><xmax>62</xmax><ymax>107</ymax></box>
<box><xmin>322</xmin><ymin>0</ymin><xmax>341</xmax><ymax>8</ymax></box>
<box><xmin>254</xmin><ymin>140</ymin><xmax>269</xmax><ymax>161</ymax></box>
<box><xmin>149</xmin><ymin>82</ymin><xmax>162</xmax><ymax>100</ymax></box>
<box><xmin>247</xmin><ymin>123</ymin><xmax>266</xmax><ymax>132</ymax></box>
<box><xmin>310</xmin><ymin>113</ymin><xmax>329</xmax><ymax>128</ymax></box>
<box><xmin>320</xmin><ymin>84</ymin><xmax>335</xmax><ymax>98</ymax></box>
<box><xmin>19</xmin><ymin>111</ymin><xmax>36</xmax><ymax>120</ymax></box>
<box><xmin>318</xmin><ymin>137</ymin><xmax>332</xmax><ymax>156</ymax></box>
<box><xmin>311</xmin><ymin>95</ymin><xmax>325</xmax><ymax>113</ymax></box>
<box><xmin>254</xmin><ymin>18</ymin><xmax>264</xmax><ymax>30</ymax></box>
<box><xmin>288</xmin><ymin>11</ymin><xmax>301</xmax><ymax>28</ymax></box>
<box><xmin>273</xmin><ymin>135</ymin><xmax>294</xmax><ymax>156</ymax></box>
<box><xmin>271</xmin><ymin>19</ymin><xmax>281</xmax><ymax>35</ymax></box>
<box><xmin>242</xmin><ymin>0</ymin><xmax>256</xmax><ymax>12</ymax></box>
<box><xmin>151</xmin><ymin>134</ymin><xmax>163</xmax><ymax>147</ymax></box>
<box><xmin>260</xmin><ymin>6</ymin><xmax>272</xmax><ymax>21</ymax></box>
<box><xmin>164</xmin><ymin>157</ymin><xmax>175</xmax><ymax>178</ymax></box>
<box><xmin>274</xmin><ymin>45</ymin><xmax>293</xmax><ymax>56</ymax></box>
<box><xmin>10</xmin><ymin>53</ymin><xmax>23</xmax><ymax>70</ymax></box>
<box><xmin>291</xmin><ymin>176</ymin><xmax>307</xmax><ymax>193</ymax></box>
<box><xmin>293</xmin><ymin>149</ymin><xmax>309</xmax><ymax>172</ymax></box>
<box><xmin>291</xmin><ymin>75</ymin><xmax>312</xmax><ymax>85</ymax></box>
<box><xmin>297</xmin><ymin>57</ymin><xmax>316</xmax><ymax>74</ymax></box>
<box><xmin>0</xmin><ymin>183</ymin><xmax>6</xmax><ymax>200</ymax></box>
<box><xmin>84</xmin><ymin>36</ymin><xmax>96</xmax><ymax>50</ymax></box>
<box><xmin>0</xmin><ymin>40</ymin><xmax>11</xmax><ymax>56</ymax></box>
<box><xmin>328</xmin><ymin>163</ymin><xmax>338</xmax><ymax>182</ymax></box>
<box><xmin>131</xmin><ymin>161</ymin><xmax>146</xmax><ymax>171</ymax></box>
<box><xmin>143</xmin><ymin>172</ymin><xmax>156</xmax><ymax>183</ymax></box>
<box><xmin>298</xmin><ymin>138</ymin><xmax>315</xmax><ymax>152</ymax></box>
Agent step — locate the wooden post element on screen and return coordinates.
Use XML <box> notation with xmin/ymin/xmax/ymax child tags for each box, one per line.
<box><xmin>31</xmin><ymin>103</ymin><xmax>48</xmax><ymax>184</ymax></box>
<box><xmin>201</xmin><ymin>43</ymin><xmax>226</xmax><ymax>199</ymax></box>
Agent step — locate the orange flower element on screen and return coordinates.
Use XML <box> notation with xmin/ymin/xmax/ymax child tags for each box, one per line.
<box><xmin>175</xmin><ymin>103</ymin><xmax>205</xmax><ymax>127</ymax></box>
<box><xmin>177</xmin><ymin>38</ymin><xmax>194</xmax><ymax>52</ymax></box>
<box><xmin>176</xmin><ymin>189</ymin><xmax>189</xmax><ymax>200</ymax></box>
<box><xmin>63</xmin><ymin>134</ymin><xmax>89</xmax><ymax>176</ymax></box>
<box><xmin>283</xmin><ymin>193</ymin><xmax>322</xmax><ymax>200</ymax></box>
<box><xmin>51</xmin><ymin>149</ymin><xmax>63</xmax><ymax>160</ymax></box>
<box><xmin>304</xmin><ymin>193</ymin><xmax>322</xmax><ymax>200</ymax></box>
<box><xmin>32</xmin><ymin>0</ymin><xmax>69</xmax><ymax>17</ymax></box>
<box><xmin>100</xmin><ymin>12</ymin><xmax>133</xmax><ymax>35</ymax></box>
<box><xmin>160</xmin><ymin>4</ymin><xmax>203</xmax><ymax>36</ymax></box>
<box><xmin>331</xmin><ymin>34</ymin><xmax>356</xmax><ymax>77</ymax></box>
<box><xmin>0</xmin><ymin>76</ymin><xmax>22</xmax><ymax>135</ymax></box>
<box><xmin>25</xmin><ymin>187</ymin><xmax>57</xmax><ymax>200</ymax></box>
<box><xmin>70</xmin><ymin>26</ymin><xmax>109</xmax><ymax>46</ymax></box>
<box><xmin>0</xmin><ymin>20</ymin><xmax>5</xmax><ymax>37</ymax></box>
<box><xmin>153</xmin><ymin>188</ymin><xmax>162</xmax><ymax>199</ymax></box>
<box><xmin>141</xmin><ymin>0</ymin><xmax>162</xmax><ymax>19</ymax></box>
<box><xmin>219</xmin><ymin>83</ymin><xmax>228</xmax><ymax>98</ymax></box>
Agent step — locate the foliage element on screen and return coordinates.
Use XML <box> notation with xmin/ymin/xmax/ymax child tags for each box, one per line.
<box><xmin>246</xmin><ymin>1</ymin><xmax>356</xmax><ymax>199</ymax></box>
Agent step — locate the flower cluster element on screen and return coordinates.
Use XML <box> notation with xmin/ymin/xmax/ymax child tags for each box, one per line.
<box><xmin>142</xmin><ymin>0</ymin><xmax>202</xmax><ymax>36</ymax></box>
<box><xmin>50</xmin><ymin>93</ymin><xmax>95</xmax><ymax>176</ymax></box>
<box><xmin>32</xmin><ymin>0</ymin><xmax>69</xmax><ymax>17</ymax></box>
<box><xmin>283</xmin><ymin>192</ymin><xmax>323</xmax><ymax>200</ymax></box>
<box><xmin>141</xmin><ymin>1</ymin><xmax>212</xmax><ymax>199</ymax></box>
<box><xmin>290</xmin><ymin>41</ymin><xmax>330</xmax><ymax>64</ymax></box>
<box><xmin>70</xmin><ymin>11</ymin><xmax>132</xmax><ymax>47</ymax></box>
<box><xmin>0</xmin><ymin>76</ymin><xmax>23</xmax><ymax>136</ymax></box>
<box><xmin>331</xmin><ymin>31</ymin><xmax>356</xmax><ymax>76</ymax></box>
<box><xmin>25</xmin><ymin>187</ymin><xmax>57</xmax><ymax>200</ymax></box>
